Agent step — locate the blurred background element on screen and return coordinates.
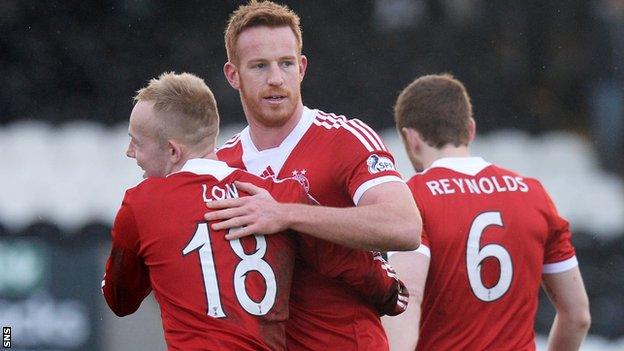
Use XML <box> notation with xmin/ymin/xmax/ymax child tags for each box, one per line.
<box><xmin>1</xmin><ymin>0</ymin><xmax>623</xmax><ymax>350</ymax></box>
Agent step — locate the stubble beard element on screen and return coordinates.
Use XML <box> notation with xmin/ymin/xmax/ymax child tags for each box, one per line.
<box><xmin>240</xmin><ymin>89</ymin><xmax>300</xmax><ymax>128</ymax></box>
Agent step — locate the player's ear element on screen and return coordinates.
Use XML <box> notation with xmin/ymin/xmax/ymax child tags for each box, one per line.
<box><xmin>401</xmin><ymin>127</ymin><xmax>421</xmax><ymax>154</ymax></box>
<box><xmin>224</xmin><ymin>62</ymin><xmax>240</xmax><ymax>90</ymax></box>
<box><xmin>467</xmin><ymin>117</ymin><xmax>476</xmax><ymax>143</ymax></box>
<box><xmin>299</xmin><ymin>55</ymin><xmax>308</xmax><ymax>82</ymax></box>
<box><xmin>168</xmin><ymin>139</ymin><xmax>183</xmax><ymax>164</ymax></box>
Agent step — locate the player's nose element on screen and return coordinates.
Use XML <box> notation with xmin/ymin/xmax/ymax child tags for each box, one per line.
<box><xmin>267</xmin><ymin>63</ymin><xmax>284</xmax><ymax>86</ymax></box>
<box><xmin>126</xmin><ymin>143</ymin><xmax>136</xmax><ymax>159</ymax></box>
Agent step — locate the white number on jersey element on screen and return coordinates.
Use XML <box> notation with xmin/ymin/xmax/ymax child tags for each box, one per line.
<box><xmin>182</xmin><ymin>224</ymin><xmax>277</xmax><ymax>318</ymax></box>
<box><xmin>466</xmin><ymin>211</ymin><xmax>513</xmax><ymax>302</ymax></box>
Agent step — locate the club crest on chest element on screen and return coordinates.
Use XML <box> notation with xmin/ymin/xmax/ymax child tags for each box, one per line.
<box><xmin>290</xmin><ymin>169</ymin><xmax>310</xmax><ymax>193</ymax></box>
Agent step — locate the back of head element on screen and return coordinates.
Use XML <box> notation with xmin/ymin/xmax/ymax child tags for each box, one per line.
<box><xmin>135</xmin><ymin>72</ymin><xmax>219</xmax><ymax>151</ymax></box>
<box><xmin>394</xmin><ymin>73</ymin><xmax>473</xmax><ymax>148</ymax></box>
<box><xmin>224</xmin><ymin>0</ymin><xmax>302</xmax><ymax>63</ymax></box>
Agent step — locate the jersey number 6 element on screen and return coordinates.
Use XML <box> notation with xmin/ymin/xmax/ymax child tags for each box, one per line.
<box><xmin>466</xmin><ymin>211</ymin><xmax>513</xmax><ymax>302</ymax></box>
<box><xmin>182</xmin><ymin>223</ymin><xmax>277</xmax><ymax>318</ymax></box>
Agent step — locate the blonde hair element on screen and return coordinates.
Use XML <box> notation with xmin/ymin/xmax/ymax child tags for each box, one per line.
<box><xmin>225</xmin><ymin>0</ymin><xmax>302</xmax><ymax>63</ymax></box>
<box><xmin>134</xmin><ymin>72</ymin><xmax>219</xmax><ymax>149</ymax></box>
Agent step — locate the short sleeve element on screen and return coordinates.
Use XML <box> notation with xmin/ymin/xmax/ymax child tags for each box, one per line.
<box><xmin>541</xmin><ymin>185</ymin><xmax>577</xmax><ymax>273</ymax></box>
<box><xmin>332</xmin><ymin>120</ymin><xmax>404</xmax><ymax>204</ymax></box>
<box><xmin>387</xmin><ymin>228</ymin><xmax>430</xmax><ymax>258</ymax></box>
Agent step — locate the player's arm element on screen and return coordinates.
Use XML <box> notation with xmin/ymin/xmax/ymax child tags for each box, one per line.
<box><xmin>537</xmin><ymin>182</ymin><xmax>591</xmax><ymax>350</ymax></box>
<box><xmin>542</xmin><ymin>267</ymin><xmax>591</xmax><ymax>351</ymax></box>
<box><xmin>296</xmin><ymin>233</ymin><xmax>409</xmax><ymax>316</ymax></box>
<box><xmin>381</xmin><ymin>251</ymin><xmax>429</xmax><ymax>351</ymax></box>
<box><xmin>205</xmin><ymin>180</ymin><xmax>421</xmax><ymax>251</ymax></box>
<box><xmin>277</xmin><ymin>180</ymin><xmax>420</xmax><ymax>250</ymax></box>
<box><xmin>102</xmin><ymin>199</ymin><xmax>151</xmax><ymax>317</ymax></box>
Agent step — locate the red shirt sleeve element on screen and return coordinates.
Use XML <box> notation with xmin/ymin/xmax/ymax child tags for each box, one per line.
<box><xmin>540</xmin><ymin>185</ymin><xmax>576</xmax><ymax>265</ymax></box>
<box><xmin>332</xmin><ymin>121</ymin><xmax>404</xmax><ymax>204</ymax></box>
<box><xmin>295</xmin><ymin>235</ymin><xmax>408</xmax><ymax>316</ymax></box>
<box><xmin>102</xmin><ymin>192</ymin><xmax>152</xmax><ymax>316</ymax></box>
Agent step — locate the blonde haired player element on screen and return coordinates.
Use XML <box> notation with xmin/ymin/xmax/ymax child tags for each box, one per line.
<box><xmin>102</xmin><ymin>72</ymin><xmax>409</xmax><ymax>350</ymax></box>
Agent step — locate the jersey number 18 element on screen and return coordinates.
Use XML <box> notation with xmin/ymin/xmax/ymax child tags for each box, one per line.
<box><xmin>182</xmin><ymin>223</ymin><xmax>277</xmax><ymax>318</ymax></box>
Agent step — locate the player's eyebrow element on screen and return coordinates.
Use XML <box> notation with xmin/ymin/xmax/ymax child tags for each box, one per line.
<box><xmin>248</xmin><ymin>55</ymin><xmax>297</xmax><ymax>63</ymax></box>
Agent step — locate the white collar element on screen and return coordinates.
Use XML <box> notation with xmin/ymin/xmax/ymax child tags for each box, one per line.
<box><xmin>174</xmin><ymin>158</ymin><xmax>238</xmax><ymax>181</ymax></box>
<box><xmin>239</xmin><ymin>106</ymin><xmax>317</xmax><ymax>176</ymax></box>
<box><xmin>240</xmin><ymin>106</ymin><xmax>317</xmax><ymax>153</ymax></box>
<box><xmin>425</xmin><ymin>157</ymin><xmax>491</xmax><ymax>176</ymax></box>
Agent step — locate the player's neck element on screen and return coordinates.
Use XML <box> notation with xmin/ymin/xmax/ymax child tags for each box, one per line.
<box><xmin>248</xmin><ymin>104</ymin><xmax>304</xmax><ymax>151</ymax></box>
<box><xmin>423</xmin><ymin>145</ymin><xmax>471</xmax><ymax>169</ymax></box>
<box><xmin>167</xmin><ymin>149</ymin><xmax>218</xmax><ymax>175</ymax></box>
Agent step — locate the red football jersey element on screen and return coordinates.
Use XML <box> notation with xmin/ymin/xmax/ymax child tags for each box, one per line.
<box><xmin>407</xmin><ymin>157</ymin><xmax>577</xmax><ymax>351</ymax></box>
<box><xmin>102</xmin><ymin>158</ymin><xmax>405</xmax><ymax>350</ymax></box>
<box><xmin>103</xmin><ymin>159</ymin><xmax>306</xmax><ymax>350</ymax></box>
<box><xmin>218</xmin><ymin>107</ymin><xmax>405</xmax><ymax>350</ymax></box>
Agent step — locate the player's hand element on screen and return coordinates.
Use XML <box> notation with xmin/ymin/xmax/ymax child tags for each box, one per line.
<box><xmin>204</xmin><ymin>181</ymin><xmax>287</xmax><ymax>239</ymax></box>
<box><xmin>382</xmin><ymin>277</ymin><xmax>409</xmax><ymax>316</ymax></box>
<box><xmin>373</xmin><ymin>252</ymin><xmax>409</xmax><ymax>316</ymax></box>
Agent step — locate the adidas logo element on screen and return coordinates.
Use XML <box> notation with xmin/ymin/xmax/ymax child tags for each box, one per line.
<box><xmin>260</xmin><ymin>166</ymin><xmax>276</xmax><ymax>179</ymax></box>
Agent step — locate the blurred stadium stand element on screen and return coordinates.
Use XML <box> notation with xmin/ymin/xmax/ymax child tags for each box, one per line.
<box><xmin>1</xmin><ymin>124</ymin><xmax>623</xmax><ymax>350</ymax></box>
<box><xmin>1</xmin><ymin>0</ymin><xmax>623</xmax><ymax>350</ymax></box>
